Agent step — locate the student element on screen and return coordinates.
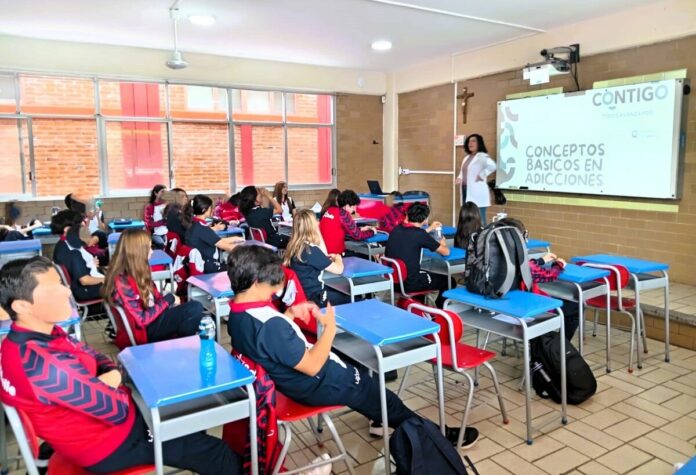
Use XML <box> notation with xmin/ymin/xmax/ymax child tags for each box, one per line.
<box><xmin>51</xmin><ymin>210</ymin><xmax>104</xmax><ymax>301</ymax></box>
<box><xmin>0</xmin><ymin>257</ymin><xmax>243</xmax><ymax>474</ymax></box>
<box><xmin>103</xmin><ymin>229</ymin><xmax>206</xmax><ymax>349</ymax></box>
<box><xmin>164</xmin><ymin>188</ymin><xmax>189</xmax><ymax>240</ymax></box>
<box><xmin>284</xmin><ymin>209</ymin><xmax>350</xmax><ymax>307</ymax></box>
<box><xmin>1</xmin><ymin>202</ymin><xmax>43</xmax><ymax>240</ymax></box>
<box><xmin>144</xmin><ymin>184</ymin><xmax>168</xmax><ymax>248</ymax></box>
<box><xmin>64</xmin><ymin>194</ymin><xmax>109</xmax><ymax>263</ymax></box>
<box><xmin>319</xmin><ymin>190</ymin><xmax>376</xmax><ymax>255</ymax></box>
<box><xmin>454</xmin><ymin>201</ymin><xmax>483</xmax><ymax>249</ymax></box>
<box><xmin>499</xmin><ymin>218</ymin><xmax>580</xmax><ymax>341</ymax></box>
<box><xmin>378</xmin><ymin>192</ymin><xmax>408</xmax><ymax>233</ymax></box>
<box><xmin>319</xmin><ymin>188</ymin><xmax>340</xmax><ymax>218</ymax></box>
<box><xmin>385</xmin><ymin>203</ymin><xmax>453</xmax><ymax>308</ymax></box>
<box><xmin>273</xmin><ymin>181</ymin><xmax>296</xmax><ymax>221</ymax></box>
<box><xmin>216</xmin><ymin>193</ymin><xmax>243</xmax><ymax>223</ymax></box>
<box><xmin>226</xmin><ymin>245</ymin><xmax>478</xmax><ymax>446</ymax></box>
<box><xmin>239</xmin><ymin>186</ymin><xmax>288</xmax><ymax>249</ymax></box>
<box><xmin>183</xmin><ymin>194</ymin><xmax>244</xmax><ymax>273</ymax></box>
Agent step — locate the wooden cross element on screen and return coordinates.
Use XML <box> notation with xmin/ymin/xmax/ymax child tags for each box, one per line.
<box><xmin>457</xmin><ymin>87</ymin><xmax>475</xmax><ymax>124</ymax></box>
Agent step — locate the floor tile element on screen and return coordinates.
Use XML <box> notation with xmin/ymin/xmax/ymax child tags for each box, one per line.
<box><xmin>578</xmin><ymin>460</ymin><xmax>620</xmax><ymax>475</ymax></box>
<box><xmin>596</xmin><ymin>445</ymin><xmax>653</xmax><ymax>473</ymax></box>
<box><xmin>604</xmin><ymin>418</ymin><xmax>654</xmax><ymax>443</ymax></box>
<box><xmin>534</xmin><ymin>446</ymin><xmax>590</xmax><ymax>475</ymax></box>
<box><xmin>625</xmin><ymin>458</ymin><xmax>676</xmax><ymax>475</ymax></box>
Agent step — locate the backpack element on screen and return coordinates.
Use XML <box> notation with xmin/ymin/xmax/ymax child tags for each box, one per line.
<box><xmin>464</xmin><ymin>222</ymin><xmax>532</xmax><ymax>298</ymax></box>
<box><xmin>389</xmin><ymin>416</ymin><xmax>478</xmax><ymax>475</ymax></box>
<box><xmin>530</xmin><ymin>333</ymin><xmax>597</xmax><ymax>405</ymax></box>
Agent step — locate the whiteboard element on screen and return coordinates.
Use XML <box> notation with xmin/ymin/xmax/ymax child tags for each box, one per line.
<box><xmin>496</xmin><ymin>79</ymin><xmax>686</xmax><ymax>199</ymax></box>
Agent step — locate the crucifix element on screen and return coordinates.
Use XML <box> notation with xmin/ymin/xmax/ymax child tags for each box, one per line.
<box><xmin>457</xmin><ymin>87</ymin><xmax>475</xmax><ymax>124</ymax></box>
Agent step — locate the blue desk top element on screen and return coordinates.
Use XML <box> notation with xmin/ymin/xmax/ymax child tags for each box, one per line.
<box><xmin>526</xmin><ymin>238</ymin><xmax>551</xmax><ymax>249</ymax></box>
<box><xmin>340</xmin><ymin>257</ymin><xmax>393</xmax><ymax>278</ymax></box>
<box><xmin>559</xmin><ymin>263</ymin><xmax>610</xmax><ymax>283</ymax></box>
<box><xmin>571</xmin><ymin>254</ymin><xmax>669</xmax><ymax>273</ymax></box>
<box><xmin>149</xmin><ymin>250</ymin><xmax>172</xmax><ymax>267</ymax></box>
<box><xmin>0</xmin><ymin>314</ymin><xmax>81</xmax><ymax>336</ymax></box>
<box><xmin>0</xmin><ymin>239</ymin><xmax>42</xmax><ymax>254</ymax></box>
<box><xmin>119</xmin><ymin>336</ymin><xmax>254</xmax><ymax>408</ymax></box>
<box><xmin>441</xmin><ymin>225</ymin><xmax>456</xmax><ymax>237</ymax></box>
<box><xmin>31</xmin><ymin>227</ymin><xmax>52</xmax><ymax>237</ymax></box>
<box><xmin>423</xmin><ymin>247</ymin><xmax>466</xmax><ymax>261</ymax></box>
<box><xmin>443</xmin><ymin>288</ymin><xmax>563</xmax><ymax>319</ymax></box>
<box><xmin>238</xmin><ymin>240</ymin><xmax>278</xmax><ymax>252</ymax></box>
<box><xmin>108</xmin><ymin>232</ymin><xmax>121</xmax><ymax>244</ymax></box>
<box><xmin>677</xmin><ymin>456</ymin><xmax>696</xmax><ymax>474</ymax></box>
<box><xmin>363</xmin><ymin>233</ymin><xmax>388</xmax><ymax>244</ymax></box>
<box><xmin>187</xmin><ymin>272</ymin><xmax>234</xmax><ymax>299</ymax></box>
<box><xmin>334</xmin><ymin>299</ymin><xmax>439</xmax><ymax>346</ymax></box>
<box><xmin>108</xmin><ymin>220</ymin><xmax>145</xmax><ymax>230</ymax></box>
<box><xmin>358</xmin><ymin>193</ymin><xmax>429</xmax><ymax>202</ymax></box>
<box><xmin>354</xmin><ymin>217</ymin><xmax>378</xmax><ymax>225</ymax></box>
<box><xmin>217</xmin><ymin>227</ymin><xmax>245</xmax><ymax>237</ymax></box>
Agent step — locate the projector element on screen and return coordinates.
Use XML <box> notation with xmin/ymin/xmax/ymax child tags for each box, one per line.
<box><xmin>523</xmin><ymin>61</ymin><xmax>568</xmax><ymax>85</ymax></box>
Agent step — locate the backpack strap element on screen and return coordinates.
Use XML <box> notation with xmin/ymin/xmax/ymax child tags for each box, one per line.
<box><xmin>494</xmin><ymin>229</ymin><xmax>516</xmax><ymax>297</ymax></box>
<box><xmin>405</xmin><ymin>419</ymin><xmax>425</xmax><ymax>474</ymax></box>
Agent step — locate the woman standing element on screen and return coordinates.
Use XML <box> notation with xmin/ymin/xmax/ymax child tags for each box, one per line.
<box><xmin>455</xmin><ymin>134</ymin><xmax>496</xmax><ymax>223</ymax></box>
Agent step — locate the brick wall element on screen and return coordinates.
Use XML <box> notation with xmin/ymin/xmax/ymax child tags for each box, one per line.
<box><xmin>398</xmin><ymin>84</ymin><xmax>455</xmax><ymax>223</ymax></box>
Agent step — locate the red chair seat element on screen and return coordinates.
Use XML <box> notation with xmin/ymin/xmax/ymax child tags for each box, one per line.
<box><xmin>150</xmin><ymin>264</ymin><xmax>167</xmax><ymax>271</ymax></box>
<box><xmin>48</xmin><ymin>452</ymin><xmax>154</xmax><ymax>475</ymax></box>
<box><xmin>434</xmin><ymin>343</ymin><xmax>497</xmax><ymax>370</ymax></box>
<box><xmin>275</xmin><ymin>393</ymin><xmax>341</xmax><ymax>423</ymax></box>
<box><xmin>586</xmin><ymin>295</ymin><xmax>636</xmax><ymax>310</ymax></box>
<box><xmin>75</xmin><ymin>298</ymin><xmax>104</xmax><ymax>306</ymax></box>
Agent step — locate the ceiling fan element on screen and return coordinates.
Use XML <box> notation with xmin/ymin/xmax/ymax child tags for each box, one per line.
<box><xmin>166</xmin><ymin>4</ymin><xmax>188</xmax><ymax>70</ymax></box>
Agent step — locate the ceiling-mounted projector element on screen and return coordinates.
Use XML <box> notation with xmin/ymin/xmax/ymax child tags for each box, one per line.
<box><xmin>523</xmin><ymin>44</ymin><xmax>579</xmax><ymax>85</ymax></box>
<box><xmin>166</xmin><ymin>7</ymin><xmax>188</xmax><ymax>70</ymax></box>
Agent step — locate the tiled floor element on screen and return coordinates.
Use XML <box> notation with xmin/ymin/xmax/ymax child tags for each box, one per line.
<box><xmin>5</xmin><ymin>311</ymin><xmax>696</xmax><ymax>475</ymax></box>
<box><xmin>642</xmin><ymin>282</ymin><xmax>696</xmax><ymax>320</ymax></box>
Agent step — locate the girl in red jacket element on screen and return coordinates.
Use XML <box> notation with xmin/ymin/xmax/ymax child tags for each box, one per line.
<box><xmin>103</xmin><ymin>229</ymin><xmax>205</xmax><ymax>349</ymax></box>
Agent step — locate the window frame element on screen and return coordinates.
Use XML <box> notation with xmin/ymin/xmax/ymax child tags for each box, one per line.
<box><xmin>0</xmin><ymin>70</ymin><xmax>337</xmax><ymax>199</ymax></box>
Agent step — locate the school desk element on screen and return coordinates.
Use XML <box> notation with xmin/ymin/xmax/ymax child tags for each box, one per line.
<box><xmin>0</xmin><ymin>239</ymin><xmax>42</xmax><ymax>269</ymax></box>
<box><xmin>119</xmin><ymin>336</ymin><xmax>257</xmax><ymax>475</ymax></box>
<box><xmin>420</xmin><ymin>247</ymin><xmax>467</xmax><ymax>289</ymax></box>
<box><xmin>443</xmin><ymin>287</ymin><xmax>567</xmax><ymax>444</ymax></box>
<box><xmin>187</xmin><ymin>272</ymin><xmax>234</xmax><ymax>342</ymax></box>
<box><xmin>322</xmin><ymin>256</ymin><xmax>394</xmax><ymax>304</ymax></box>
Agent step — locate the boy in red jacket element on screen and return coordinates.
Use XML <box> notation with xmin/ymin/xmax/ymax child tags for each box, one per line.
<box><xmin>0</xmin><ymin>256</ymin><xmax>242</xmax><ymax>474</ymax></box>
<box><xmin>319</xmin><ymin>189</ymin><xmax>376</xmax><ymax>255</ymax></box>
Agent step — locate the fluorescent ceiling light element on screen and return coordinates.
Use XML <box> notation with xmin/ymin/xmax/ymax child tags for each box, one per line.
<box><xmin>189</xmin><ymin>15</ymin><xmax>216</xmax><ymax>26</ymax></box>
<box><xmin>371</xmin><ymin>40</ymin><xmax>392</xmax><ymax>51</ymax></box>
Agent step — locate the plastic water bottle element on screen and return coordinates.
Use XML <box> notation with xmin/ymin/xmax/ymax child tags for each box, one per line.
<box><xmin>199</xmin><ymin>316</ymin><xmax>217</xmax><ymax>385</ymax></box>
<box><xmin>430</xmin><ymin>225</ymin><xmax>443</xmax><ymax>241</ymax></box>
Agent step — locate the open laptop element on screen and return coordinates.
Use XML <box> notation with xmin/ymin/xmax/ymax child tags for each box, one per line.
<box><xmin>367</xmin><ymin>180</ymin><xmax>386</xmax><ymax>195</ymax></box>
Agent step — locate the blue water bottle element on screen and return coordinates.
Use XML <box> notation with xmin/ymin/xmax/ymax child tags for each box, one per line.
<box><xmin>199</xmin><ymin>316</ymin><xmax>217</xmax><ymax>385</ymax></box>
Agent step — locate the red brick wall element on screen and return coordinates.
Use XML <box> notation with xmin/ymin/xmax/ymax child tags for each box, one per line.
<box><xmin>172</xmin><ymin>122</ymin><xmax>230</xmax><ymax>191</ymax></box>
<box><xmin>0</xmin><ymin>119</ymin><xmax>23</xmax><ymax>194</ymax></box>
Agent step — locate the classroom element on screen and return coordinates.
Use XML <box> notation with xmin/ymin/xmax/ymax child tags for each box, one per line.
<box><xmin>0</xmin><ymin>1</ymin><xmax>695</xmax><ymax>474</ymax></box>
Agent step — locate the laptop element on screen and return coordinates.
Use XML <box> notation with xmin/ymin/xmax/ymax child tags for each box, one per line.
<box><xmin>367</xmin><ymin>180</ymin><xmax>385</xmax><ymax>195</ymax></box>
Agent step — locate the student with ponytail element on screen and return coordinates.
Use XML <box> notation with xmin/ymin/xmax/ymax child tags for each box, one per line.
<box><xmin>183</xmin><ymin>194</ymin><xmax>244</xmax><ymax>273</ymax></box>
<box><xmin>103</xmin><ymin>229</ymin><xmax>206</xmax><ymax>349</ymax></box>
<box><xmin>144</xmin><ymin>184</ymin><xmax>168</xmax><ymax>248</ymax></box>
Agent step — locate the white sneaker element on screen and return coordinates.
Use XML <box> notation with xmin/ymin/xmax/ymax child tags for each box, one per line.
<box><xmin>369</xmin><ymin>421</ymin><xmax>394</xmax><ymax>437</ymax></box>
<box><xmin>299</xmin><ymin>453</ymin><xmax>332</xmax><ymax>475</ymax></box>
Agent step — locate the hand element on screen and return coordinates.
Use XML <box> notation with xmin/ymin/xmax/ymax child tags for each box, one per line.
<box><xmin>556</xmin><ymin>258</ymin><xmax>567</xmax><ymax>267</ymax></box>
<box><xmin>173</xmin><ymin>294</ymin><xmax>181</xmax><ymax>305</ymax></box>
<box><xmin>212</xmin><ymin>223</ymin><xmax>226</xmax><ymax>231</ymax></box>
<box><xmin>332</xmin><ymin>254</ymin><xmax>343</xmax><ymax>264</ymax></box>
<box><xmin>228</xmin><ymin>236</ymin><xmax>245</xmax><ymax>248</ymax></box>
<box><xmin>475</xmin><ymin>176</ymin><xmax>484</xmax><ymax>182</ymax></box>
<box><xmin>93</xmin><ymin>256</ymin><xmax>100</xmax><ymax>268</ymax></box>
<box><xmin>230</xmin><ymin>220</ymin><xmax>240</xmax><ymax>227</ymax></box>
<box><xmin>98</xmin><ymin>369</ymin><xmax>122</xmax><ymax>389</ymax></box>
<box><xmin>542</xmin><ymin>252</ymin><xmax>557</xmax><ymax>263</ymax></box>
<box><xmin>286</xmin><ymin>302</ymin><xmax>318</xmax><ymax>324</ymax></box>
<box><xmin>315</xmin><ymin>303</ymin><xmax>336</xmax><ymax>329</ymax></box>
<box><xmin>427</xmin><ymin>221</ymin><xmax>442</xmax><ymax>232</ymax></box>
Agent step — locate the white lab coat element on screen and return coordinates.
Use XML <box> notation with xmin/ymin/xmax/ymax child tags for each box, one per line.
<box><xmin>457</xmin><ymin>152</ymin><xmax>497</xmax><ymax>207</ymax></box>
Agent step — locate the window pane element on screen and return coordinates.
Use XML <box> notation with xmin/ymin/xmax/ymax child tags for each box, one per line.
<box><xmin>0</xmin><ymin>119</ymin><xmax>23</xmax><ymax>195</ymax></box>
<box><xmin>32</xmin><ymin>119</ymin><xmax>99</xmax><ymax>196</ymax></box>
<box><xmin>19</xmin><ymin>75</ymin><xmax>95</xmax><ymax>115</ymax></box>
<box><xmin>231</xmin><ymin>90</ymin><xmax>282</xmax><ymax>122</ymax></box>
<box><xmin>0</xmin><ymin>75</ymin><xmax>16</xmax><ymax>114</ymax></box>
<box><xmin>233</xmin><ymin>125</ymin><xmax>285</xmax><ymax>187</ymax></box>
<box><xmin>287</xmin><ymin>127</ymin><xmax>333</xmax><ymax>185</ymax></box>
<box><xmin>286</xmin><ymin>93</ymin><xmax>332</xmax><ymax>124</ymax></box>
<box><xmin>99</xmin><ymin>81</ymin><xmax>166</xmax><ymax>117</ymax></box>
<box><xmin>106</xmin><ymin>121</ymin><xmax>169</xmax><ymax>192</ymax></box>
<box><xmin>172</xmin><ymin>122</ymin><xmax>229</xmax><ymax>192</ymax></box>
<box><xmin>169</xmin><ymin>85</ymin><xmax>227</xmax><ymax>120</ymax></box>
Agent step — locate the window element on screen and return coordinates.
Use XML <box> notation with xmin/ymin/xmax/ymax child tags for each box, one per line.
<box><xmin>0</xmin><ymin>72</ymin><xmax>335</xmax><ymax>198</ymax></box>
<box><xmin>105</xmin><ymin>121</ymin><xmax>169</xmax><ymax>192</ymax></box>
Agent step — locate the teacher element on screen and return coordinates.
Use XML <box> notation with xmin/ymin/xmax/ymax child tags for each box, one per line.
<box><xmin>455</xmin><ymin>134</ymin><xmax>496</xmax><ymax>223</ymax></box>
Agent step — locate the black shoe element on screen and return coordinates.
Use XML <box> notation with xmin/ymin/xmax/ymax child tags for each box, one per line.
<box><xmin>445</xmin><ymin>426</ymin><xmax>479</xmax><ymax>449</ymax></box>
<box><xmin>385</xmin><ymin>370</ymin><xmax>398</xmax><ymax>382</ymax></box>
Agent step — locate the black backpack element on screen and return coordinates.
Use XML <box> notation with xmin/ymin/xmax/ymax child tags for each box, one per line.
<box><xmin>389</xmin><ymin>416</ymin><xmax>478</xmax><ymax>475</ymax></box>
<box><xmin>530</xmin><ymin>333</ymin><xmax>597</xmax><ymax>405</ymax></box>
<box><xmin>464</xmin><ymin>222</ymin><xmax>532</xmax><ymax>298</ymax></box>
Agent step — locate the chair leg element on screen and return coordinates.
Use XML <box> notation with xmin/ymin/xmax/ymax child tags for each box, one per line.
<box><xmin>321</xmin><ymin>413</ymin><xmax>355</xmax><ymax>475</ymax></box>
<box><xmin>272</xmin><ymin>422</ymin><xmax>293</xmax><ymax>475</ymax></box>
<box><xmin>455</xmin><ymin>372</ymin><xmax>476</xmax><ymax>452</ymax></box>
<box><xmin>625</xmin><ymin>310</ymin><xmax>636</xmax><ymax>374</ymax></box>
<box><xmin>484</xmin><ymin>362</ymin><xmax>509</xmax><ymax>425</ymax></box>
<box><xmin>397</xmin><ymin>365</ymin><xmax>412</xmax><ymax>397</ymax></box>
<box><xmin>639</xmin><ymin>308</ymin><xmax>648</xmax><ymax>354</ymax></box>
<box><xmin>72</xmin><ymin>322</ymin><xmax>82</xmax><ymax>342</ymax></box>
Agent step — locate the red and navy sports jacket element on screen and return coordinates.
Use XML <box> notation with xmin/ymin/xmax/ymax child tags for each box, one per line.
<box><xmin>0</xmin><ymin>324</ymin><xmax>135</xmax><ymax>467</ymax></box>
<box><xmin>144</xmin><ymin>200</ymin><xmax>166</xmax><ymax>232</ymax></box>
<box><xmin>319</xmin><ymin>206</ymin><xmax>374</xmax><ymax>255</ymax></box>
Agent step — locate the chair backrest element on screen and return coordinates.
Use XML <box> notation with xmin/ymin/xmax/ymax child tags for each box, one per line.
<box><xmin>107</xmin><ymin>305</ymin><xmax>137</xmax><ymax>347</ymax></box>
<box><xmin>379</xmin><ymin>256</ymin><xmax>408</xmax><ymax>294</ymax></box>
<box><xmin>578</xmin><ymin>262</ymin><xmax>630</xmax><ymax>291</ymax></box>
<box><xmin>54</xmin><ymin>263</ymin><xmax>71</xmax><ymax>287</ymax></box>
<box><xmin>406</xmin><ymin>301</ymin><xmax>464</xmax><ymax>347</ymax></box>
<box><xmin>4</xmin><ymin>404</ymin><xmax>41</xmax><ymax>475</ymax></box>
<box><xmin>250</xmin><ymin>227</ymin><xmax>267</xmax><ymax>243</ymax></box>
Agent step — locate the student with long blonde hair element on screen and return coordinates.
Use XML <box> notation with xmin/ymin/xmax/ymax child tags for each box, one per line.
<box><xmin>284</xmin><ymin>209</ymin><xmax>349</xmax><ymax>307</ymax></box>
<box><xmin>103</xmin><ymin>229</ymin><xmax>205</xmax><ymax>349</ymax></box>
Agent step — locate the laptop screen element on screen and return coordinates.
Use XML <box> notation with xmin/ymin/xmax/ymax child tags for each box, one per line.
<box><xmin>367</xmin><ymin>180</ymin><xmax>384</xmax><ymax>195</ymax></box>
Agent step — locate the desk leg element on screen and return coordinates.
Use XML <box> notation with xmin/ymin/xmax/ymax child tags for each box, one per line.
<box><xmin>521</xmin><ymin>322</ymin><xmax>533</xmax><ymax>445</ymax></box>
<box><xmin>433</xmin><ymin>334</ymin><xmax>445</xmax><ymax>435</ymax></box>
<box><xmin>168</xmin><ymin>263</ymin><xmax>175</xmax><ymax>294</ymax></box>
<box><xmin>389</xmin><ymin>279</ymin><xmax>394</xmax><ymax>306</ymax></box>
<box><xmin>349</xmin><ymin>279</ymin><xmax>356</xmax><ymax>303</ymax></box>
<box><xmin>246</xmin><ymin>383</ymin><xmax>259</xmax><ymax>475</ymax></box>
<box><xmin>214</xmin><ymin>299</ymin><xmax>222</xmax><ymax>342</ymax></box>
<box><xmin>374</xmin><ymin>348</ymin><xmax>390</xmax><ymax>474</ymax></box>
<box><xmin>573</xmin><ymin>283</ymin><xmax>584</xmax><ymax>356</ymax></box>
<box><xmin>0</xmin><ymin>402</ymin><xmax>7</xmax><ymax>474</ymax></box>
<box><xmin>151</xmin><ymin>408</ymin><xmax>164</xmax><ymax>475</ymax></box>
<box><xmin>559</xmin><ymin>310</ymin><xmax>568</xmax><ymax>425</ymax></box>
<box><xmin>663</xmin><ymin>271</ymin><xmax>670</xmax><ymax>363</ymax></box>
<box><xmin>603</xmin><ymin>277</ymin><xmax>611</xmax><ymax>373</ymax></box>
<box><xmin>632</xmin><ymin>275</ymin><xmax>643</xmax><ymax>369</ymax></box>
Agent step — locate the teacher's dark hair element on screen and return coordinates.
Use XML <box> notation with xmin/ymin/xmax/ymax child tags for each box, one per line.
<box><xmin>464</xmin><ymin>134</ymin><xmax>488</xmax><ymax>155</ymax></box>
